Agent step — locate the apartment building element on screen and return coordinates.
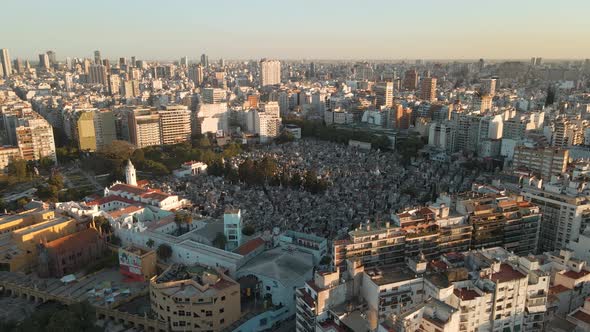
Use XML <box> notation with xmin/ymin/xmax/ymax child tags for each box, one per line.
<box><xmin>521</xmin><ymin>176</ymin><xmax>590</xmax><ymax>252</ymax></box>
<box><xmin>457</xmin><ymin>195</ymin><xmax>541</xmax><ymax>255</ymax></box>
<box><xmin>158</xmin><ymin>105</ymin><xmax>191</xmax><ymax>145</ymax></box>
<box><xmin>150</xmin><ymin>264</ymin><xmax>240</xmax><ymax>331</ymax></box>
<box><xmin>512</xmin><ymin>146</ymin><xmax>568</xmax><ymax>180</ymax></box>
<box><xmin>127</xmin><ymin>108</ymin><xmax>162</xmax><ymax>148</ymax></box>
<box><xmin>254</xmin><ymin>101</ymin><xmax>281</xmax><ymax>143</ymax></box>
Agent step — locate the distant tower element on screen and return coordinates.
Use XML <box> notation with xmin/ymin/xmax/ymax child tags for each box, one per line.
<box><xmin>125</xmin><ymin>160</ymin><xmax>137</xmax><ymax>186</ymax></box>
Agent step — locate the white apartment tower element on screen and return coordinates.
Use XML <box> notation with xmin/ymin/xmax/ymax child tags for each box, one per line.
<box><xmin>255</xmin><ymin>102</ymin><xmax>281</xmax><ymax>143</ymax></box>
<box><xmin>0</xmin><ymin>49</ymin><xmax>12</xmax><ymax>78</ymax></box>
<box><xmin>260</xmin><ymin>59</ymin><xmax>281</xmax><ymax>86</ymax></box>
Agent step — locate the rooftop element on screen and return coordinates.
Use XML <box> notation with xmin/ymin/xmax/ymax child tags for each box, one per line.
<box><xmin>234</xmin><ymin>237</ymin><xmax>265</xmax><ymax>255</ymax></box>
<box><xmin>488</xmin><ymin>264</ymin><xmax>526</xmax><ymax>283</ymax></box>
<box><xmin>237</xmin><ymin>247</ymin><xmax>314</xmax><ymax>287</ymax></box>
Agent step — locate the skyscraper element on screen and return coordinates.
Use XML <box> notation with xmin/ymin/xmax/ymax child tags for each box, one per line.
<box><xmin>46</xmin><ymin>50</ymin><xmax>56</xmax><ymax>66</ymax></box>
<box><xmin>260</xmin><ymin>59</ymin><xmax>281</xmax><ymax>86</ymax></box>
<box><xmin>201</xmin><ymin>53</ymin><xmax>208</xmax><ymax>67</ymax></box>
<box><xmin>158</xmin><ymin>105</ymin><xmax>192</xmax><ymax>145</ymax></box>
<box><xmin>188</xmin><ymin>64</ymin><xmax>204</xmax><ymax>86</ymax></box>
<box><xmin>94</xmin><ymin>50</ymin><xmax>101</xmax><ymax>64</ymax></box>
<box><xmin>88</xmin><ymin>64</ymin><xmax>108</xmax><ymax>85</ymax></box>
<box><xmin>403</xmin><ymin>69</ymin><xmax>418</xmax><ymax>90</ymax></box>
<box><xmin>13</xmin><ymin>58</ymin><xmax>24</xmax><ymax>74</ymax></box>
<box><xmin>481</xmin><ymin>78</ymin><xmax>497</xmax><ymax>96</ymax></box>
<box><xmin>1</xmin><ymin>49</ymin><xmax>12</xmax><ymax>78</ymax></box>
<box><xmin>420</xmin><ymin>77</ymin><xmax>437</xmax><ymax>102</ymax></box>
<box><xmin>38</xmin><ymin>53</ymin><xmax>50</xmax><ymax>70</ymax></box>
<box><xmin>374</xmin><ymin>82</ymin><xmax>393</xmax><ymax>108</ymax></box>
<box><xmin>180</xmin><ymin>56</ymin><xmax>188</xmax><ymax>67</ymax></box>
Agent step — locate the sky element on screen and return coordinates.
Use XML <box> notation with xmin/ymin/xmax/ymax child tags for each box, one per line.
<box><xmin>1</xmin><ymin>0</ymin><xmax>589</xmax><ymax>61</ymax></box>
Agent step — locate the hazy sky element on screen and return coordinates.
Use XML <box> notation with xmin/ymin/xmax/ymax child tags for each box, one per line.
<box><xmin>2</xmin><ymin>0</ymin><xmax>589</xmax><ymax>61</ymax></box>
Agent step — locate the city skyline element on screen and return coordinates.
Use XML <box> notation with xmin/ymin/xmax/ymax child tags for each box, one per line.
<box><xmin>2</xmin><ymin>0</ymin><xmax>589</xmax><ymax>60</ymax></box>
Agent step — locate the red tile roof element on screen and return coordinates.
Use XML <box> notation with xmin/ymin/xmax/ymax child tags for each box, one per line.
<box><xmin>109</xmin><ymin>183</ymin><xmax>149</xmax><ymax>195</ymax></box>
<box><xmin>87</xmin><ymin>195</ymin><xmax>138</xmax><ymax>206</ymax></box>
<box><xmin>549</xmin><ymin>284</ymin><xmax>570</xmax><ymax>295</ymax></box>
<box><xmin>454</xmin><ymin>288</ymin><xmax>480</xmax><ymax>301</ymax></box>
<box><xmin>488</xmin><ymin>264</ymin><xmax>526</xmax><ymax>283</ymax></box>
<box><xmin>572</xmin><ymin>310</ymin><xmax>590</xmax><ymax>324</ymax></box>
<box><xmin>46</xmin><ymin>228</ymin><xmax>102</xmax><ymax>252</ymax></box>
<box><xmin>234</xmin><ymin>238</ymin><xmax>265</xmax><ymax>255</ymax></box>
<box><xmin>107</xmin><ymin>205</ymin><xmax>144</xmax><ymax>219</ymax></box>
<box><xmin>563</xmin><ymin>270</ymin><xmax>590</xmax><ymax>280</ymax></box>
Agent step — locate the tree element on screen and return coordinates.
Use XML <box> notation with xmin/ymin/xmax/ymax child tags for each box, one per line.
<box><xmin>146</xmin><ymin>238</ymin><xmax>155</xmax><ymax>249</ymax></box>
<box><xmin>275</xmin><ymin>130</ymin><xmax>295</xmax><ymax>144</ymax></box>
<box><xmin>110</xmin><ymin>235</ymin><xmax>122</xmax><ymax>246</ymax></box>
<box><xmin>94</xmin><ymin>216</ymin><xmax>112</xmax><ymax>235</ymax></box>
<box><xmin>213</xmin><ymin>232</ymin><xmax>227</xmax><ymax>250</ymax></box>
<box><xmin>290</xmin><ymin>172</ymin><xmax>303</xmax><ymax>189</ymax></box>
<box><xmin>319</xmin><ymin>256</ymin><xmax>332</xmax><ymax>265</ymax></box>
<box><xmin>242</xmin><ymin>225</ymin><xmax>255</xmax><ymax>236</ymax></box>
<box><xmin>131</xmin><ymin>148</ymin><xmax>145</xmax><ymax>164</ymax></box>
<box><xmin>39</xmin><ymin>157</ymin><xmax>55</xmax><ymax>172</ymax></box>
<box><xmin>7</xmin><ymin>159</ymin><xmax>28</xmax><ymax>179</ymax></box>
<box><xmin>157</xmin><ymin>243</ymin><xmax>173</xmax><ymax>261</ymax></box>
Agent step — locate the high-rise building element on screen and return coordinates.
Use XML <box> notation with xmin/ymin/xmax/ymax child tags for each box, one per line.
<box><xmin>512</xmin><ymin>146</ymin><xmax>568</xmax><ymax>180</ymax></box>
<box><xmin>255</xmin><ymin>102</ymin><xmax>281</xmax><ymax>143</ymax></box>
<box><xmin>481</xmin><ymin>78</ymin><xmax>497</xmax><ymax>96</ymax></box>
<box><xmin>180</xmin><ymin>56</ymin><xmax>188</xmax><ymax>67</ymax></box>
<box><xmin>88</xmin><ymin>64</ymin><xmax>108</xmax><ymax>85</ymax></box>
<box><xmin>13</xmin><ymin>58</ymin><xmax>24</xmax><ymax>74</ymax></box>
<box><xmin>403</xmin><ymin>69</ymin><xmax>418</xmax><ymax>90</ymax></box>
<box><xmin>64</xmin><ymin>73</ymin><xmax>73</xmax><ymax>92</ymax></box>
<box><xmin>420</xmin><ymin>77</ymin><xmax>437</xmax><ymax>102</ymax></box>
<box><xmin>127</xmin><ymin>108</ymin><xmax>162</xmax><ymax>148</ymax></box>
<box><xmin>94</xmin><ymin>50</ymin><xmax>101</xmax><ymax>64</ymax></box>
<box><xmin>108</xmin><ymin>75</ymin><xmax>120</xmax><ymax>96</ymax></box>
<box><xmin>94</xmin><ymin>110</ymin><xmax>117</xmax><ymax>150</ymax></box>
<box><xmin>188</xmin><ymin>64</ymin><xmax>204</xmax><ymax>86</ymax></box>
<box><xmin>260</xmin><ymin>59</ymin><xmax>281</xmax><ymax>86</ymax></box>
<box><xmin>0</xmin><ymin>49</ymin><xmax>12</xmax><ymax>78</ymax></box>
<box><xmin>15</xmin><ymin>118</ymin><xmax>57</xmax><ymax>162</ymax></box>
<box><xmin>200</xmin><ymin>53</ymin><xmax>208</xmax><ymax>67</ymax></box>
<box><xmin>119</xmin><ymin>57</ymin><xmax>126</xmax><ymax>67</ymax></box>
<box><xmin>121</xmin><ymin>80</ymin><xmax>140</xmax><ymax>98</ymax></box>
<box><xmin>521</xmin><ymin>176</ymin><xmax>590</xmax><ymax>253</ymax></box>
<box><xmin>158</xmin><ymin>105</ymin><xmax>191</xmax><ymax>145</ymax></box>
<box><xmin>38</xmin><ymin>53</ymin><xmax>50</xmax><ymax>70</ymax></box>
<box><xmin>201</xmin><ymin>88</ymin><xmax>226</xmax><ymax>104</ymax></box>
<box><xmin>194</xmin><ymin>103</ymin><xmax>228</xmax><ymax>135</ymax></box>
<box><xmin>46</xmin><ymin>50</ymin><xmax>56</xmax><ymax>66</ymax></box>
<box><xmin>374</xmin><ymin>82</ymin><xmax>393</xmax><ymax>108</ymax></box>
<box><xmin>394</xmin><ymin>104</ymin><xmax>413</xmax><ymax>129</ymax></box>
<box><xmin>74</xmin><ymin>110</ymin><xmax>97</xmax><ymax>151</ymax></box>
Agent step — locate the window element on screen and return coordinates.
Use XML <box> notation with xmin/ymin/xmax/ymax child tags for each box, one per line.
<box><xmin>221</xmin><ymin>296</ymin><xmax>226</xmax><ymax>301</ymax></box>
<box><xmin>219</xmin><ymin>308</ymin><xmax>224</xmax><ymax>313</ymax></box>
<box><xmin>206</xmin><ymin>311</ymin><xmax>212</xmax><ymax>317</ymax></box>
<box><xmin>220</xmin><ymin>318</ymin><xmax>225</xmax><ymax>324</ymax></box>
<box><xmin>179</xmin><ymin>310</ymin><xmax>185</xmax><ymax>316</ymax></box>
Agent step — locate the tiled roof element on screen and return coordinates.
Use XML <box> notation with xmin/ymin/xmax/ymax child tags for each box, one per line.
<box><xmin>563</xmin><ymin>269</ymin><xmax>590</xmax><ymax>280</ymax></box>
<box><xmin>87</xmin><ymin>195</ymin><xmax>138</xmax><ymax>206</ymax></box>
<box><xmin>45</xmin><ymin>228</ymin><xmax>102</xmax><ymax>252</ymax></box>
<box><xmin>234</xmin><ymin>238</ymin><xmax>265</xmax><ymax>255</ymax></box>
<box><xmin>488</xmin><ymin>264</ymin><xmax>526</xmax><ymax>283</ymax></box>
